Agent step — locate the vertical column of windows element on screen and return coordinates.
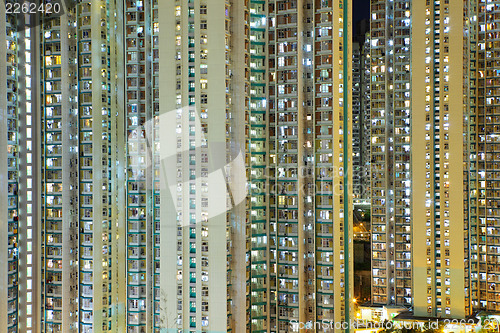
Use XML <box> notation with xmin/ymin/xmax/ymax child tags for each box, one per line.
<box><xmin>41</xmin><ymin>13</ymin><xmax>66</xmax><ymax>332</ymax></box>
<box><xmin>22</xmin><ymin>15</ymin><xmax>34</xmax><ymax>332</ymax></box>
<box><xmin>77</xmin><ymin>0</ymin><xmax>114</xmax><ymax>330</ymax></box>
<box><xmin>171</xmin><ymin>1</ymin><xmax>213</xmax><ymax>329</ymax></box>
<box><xmin>474</xmin><ymin>0</ymin><xmax>500</xmax><ymax>313</ymax></box>
<box><xmin>370</xmin><ymin>0</ymin><xmax>389</xmax><ymax>305</ymax></box>
<box><xmin>465</xmin><ymin>0</ymin><xmax>475</xmax><ymax>314</ymax></box>
<box><xmin>361</xmin><ymin>35</ymin><xmax>371</xmax><ymax>199</ymax></box>
<box><xmin>267</xmin><ymin>4</ymin><xmax>278</xmax><ymax>330</ymax></box>
<box><xmin>432</xmin><ymin>0</ymin><xmax>442</xmax><ymax>315</ymax></box>
<box><xmin>314</xmin><ymin>0</ymin><xmax>336</xmax><ymax>322</ymax></box>
<box><xmin>393</xmin><ymin>0</ymin><xmax>411</xmax><ymax>307</ymax></box>
<box><xmin>268</xmin><ymin>1</ymin><xmax>302</xmax><ymax>330</ymax></box>
<box><xmin>79</xmin><ymin>2</ymin><xmax>96</xmax><ymax>330</ymax></box>
<box><xmin>78</xmin><ymin>2</ymin><xmax>97</xmax><ymax>330</ymax></box>
<box><xmin>248</xmin><ymin>1</ymin><xmax>268</xmax><ymax>331</ymax></box>
<box><xmin>102</xmin><ymin>2</ymin><xmax>114</xmax><ymax>330</ymax></box>
<box><xmin>173</xmin><ymin>2</ymin><xmax>184</xmax><ymax>329</ymax></box>
<box><xmin>440</xmin><ymin>0</ymin><xmax>452</xmax><ymax>316</ymax></box>
<box><xmin>422</xmin><ymin>0</ymin><xmax>453</xmax><ymax>316</ymax></box>
<box><xmin>151</xmin><ymin>1</ymin><xmax>161</xmax><ymax>330</ymax></box>
<box><xmin>5</xmin><ymin>10</ymin><xmax>19</xmax><ymax>333</ymax></box>
<box><xmin>423</xmin><ymin>0</ymin><xmax>436</xmax><ymax>316</ymax></box>
<box><xmin>186</xmin><ymin>1</ymin><xmax>197</xmax><ymax>328</ymax></box>
<box><xmin>353</xmin><ymin>43</ymin><xmax>362</xmax><ymax>198</ymax></box>
<box><xmin>125</xmin><ymin>0</ymin><xmax>149</xmax><ymax>330</ymax></box>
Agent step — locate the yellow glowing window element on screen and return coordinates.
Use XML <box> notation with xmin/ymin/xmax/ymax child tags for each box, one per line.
<box><xmin>45</xmin><ymin>56</ymin><xmax>61</xmax><ymax>66</ymax></box>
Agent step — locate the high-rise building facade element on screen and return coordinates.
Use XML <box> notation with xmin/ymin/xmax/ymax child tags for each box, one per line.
<box><xmin>1</xmin><ymin>7</ymin><xmax>45</xmax><ymax>333</ymax></box>
<box><xmin>362</xmin><ymin>0</ymin><xmax>500</xmax><ymax>320</ymax></box>
<box><xmin>124</xmin><ymin>0</ymin><xmax>161</xmax><ymax>331</ymax></box>
<box><xmin>0</xmin><ymin>1</ymin><xmax>129</xmax><ymax>332</ymax></box>
<box><xmin>267</xmin><ymin>0</ymin><xmax>353</xmax><ymax>330</ymax></box>
<box><xmin>0</xmin><ymin>0</ymin><xmax>353</xmax><ymax>332</ymax></box>
<box><xmin>352</xmin><ymin>27</ymin><xmax>371</xmax><ymax>200</ymax></box>
<box><xmin>370</xmin><ymin>0</ymin><xmax>412</xmax><ymax>307</ymax></box>
<box><xmin>159</xmin><ymin>0</ymin><xmax>242</xmax><ymax>331</ymax></box>
<box><xmin>412</xmin><ymin>0</ymin><xmax>471</xmax><ymax>319</ymax></box>
<box><xmin>470</xmin><ymin>0</ymin><xmax>500</xmax><ymax>314</ymax></box>
<box><xmin>412</xmin><ymin>0</ymin><xmax>500</xmax><ymax>319</ymax></box>
<box><xmin>246</xmin><ymin>0</ymin><xmax>268</xmax><ymax>331</ymax></box>
<box><xmin>39</xmin><ymin>1</ymin><xmax>127</xmax><ymax>332</ymax></box>
<box><xmin>159</xmin><ymin>0</ymin><xmax>353</xmax><ymax>332</ymax></box>
<box><xmin>0</xmin><ymin>9</ymin><xmax>21</xmax><ymax>333</ymax></box>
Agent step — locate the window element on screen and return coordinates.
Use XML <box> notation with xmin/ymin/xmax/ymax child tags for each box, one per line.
<box><xmin>201</xmin><ymin>301</ymin><xmax>209</xmax><ymax>311</ymax></box>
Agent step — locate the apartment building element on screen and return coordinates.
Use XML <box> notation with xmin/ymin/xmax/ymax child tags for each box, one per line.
<box><xmin>40</xmin><ymin>1</ymin><xmax>127</xmax><ymax>331</ymax></box>
<box><xmin>0</xmin><ymin>1</ymin><xmax>128</xmax><ymax>332</ymax></box>
<box><xmin>411</xmin><ymin>0</ymin><xmax>500</xmax><ymax>319</ymax></box>
<box><xmin>352</xmin><ymin>24</ymin><xmax>371</xmax><ymax>200</ymax></box>
<box><xmin>0</xmin><ymin>0</ymin><xmax>353</xmax><ymax>332</ymax></box>
<box><xmin>124</xmin><ymin>0</ymin><xmax>161</xmax><ymax>331</ymax></box>
<box><xmin>0</xmin><ymin>8</ymin><xmax>22</xmax><ymax>333</ymax></box>
<box><xmin>267</xmin><ymin>0</ymin><xmax>353</xmax><ymax>330</ymax></box>
<box><xmin>159</xmin><ymin>0</ymin><xmax>242</xmax><ymax>331</ymax></box>
<box><xmin>370</xmin><ymin>0</ymin><xmax>412</xmax><ymax>307</ymax></box>
<box><xmin>159</xmin><ymin>0</ymin><xmax>353</xmax><ymax>331</ymax></box>
<box><xmin>471</xmin><ymin>0</ymin><xmax>500</xmax><ymax>314</ymax></box>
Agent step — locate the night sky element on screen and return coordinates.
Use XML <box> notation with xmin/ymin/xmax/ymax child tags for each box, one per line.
<box><xmin>353</xmin><ymin>0</ymin><xmax>370</xmax><ymax>35</ymax></box>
